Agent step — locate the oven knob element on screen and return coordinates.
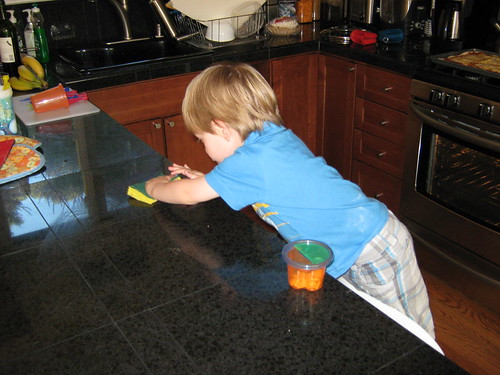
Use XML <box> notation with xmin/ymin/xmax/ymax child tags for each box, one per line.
<box><xmin>430</xmin><ymin>89</ymin><xmax>445</xmax><ymax>105</ymax></box>
<box><xmin>445</xmin><ymin>94</ymin><xmax>460</xmax><ymax>109</ymax></box>
<box><xmin>478</xmin><ymin>103</ymin><xmax>494</xmax><ymax>118</ymax></box>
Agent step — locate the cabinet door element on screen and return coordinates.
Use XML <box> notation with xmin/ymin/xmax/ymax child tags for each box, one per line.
<box><xmin>164</xmin><ymin>114</ymin><xmax>216</xmax><ymax>174</ymax></box>
<box><xmin>125</xmin><ymin>118</ymin><xmax>166</xmax><ymax>156</ymax></box>
<box><xmin>318</xmin><ymin>54</ymin><xmax>356</xmax><ymax>178</ymax></box>
<box><xmin>272</xmin><ymin>53</ymin><xmax>319</xmax><ymax>152</ymax></box>
<box><xmin>351</xmin><ymin>160</ymin><xmax>401</xmax><ymax>214</ymax></box>
<box><xmin>249</xmin><ymin>59</ymin><xmax>271</xmax><ymax>84</ymax></box>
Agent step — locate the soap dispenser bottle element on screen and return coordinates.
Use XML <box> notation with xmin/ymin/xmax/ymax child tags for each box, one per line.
<box><xmin>31</xmin><ymin>3</ymin><xmax>49</xmax><ymax>63</ymax></box>
<box><xmin>23</xmin><ymin>8</ymin><xmax>35</xmax><ymax>57</ymax></box>
<box><xmin>6</xmin><ymin>10</ymin><xmax>25</xmax><ymax>52</ymax></box>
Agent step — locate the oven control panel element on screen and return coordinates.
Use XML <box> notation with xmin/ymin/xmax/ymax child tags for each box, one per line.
<box><xmin>430</xmin><ymin>89</ymin><xmax>461</xmax><ymax>110</ymax></box>
<box><xmin>412</xmin><ymin>81</ymin><xmax>499</xmax><ymax>124</ymax></box>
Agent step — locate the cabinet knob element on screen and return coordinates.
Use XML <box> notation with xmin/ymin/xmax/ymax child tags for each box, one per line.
<box><xmin>152</xmin><ymin>121</ymin><xmax>162</xmax><ymax>129</ymax></box>
<box><xmin>379</xmin><ymin>120</ymin><xmax>389</xmax><ymax>126</ymax></box>
<box><xmin>167</xmin><ymin>121</ymin><xmax>175</xmax><ymax>128</ymax></box>
<box><xmin>377</xmin><ymin>151</ymin><xmax>387</xmax><ymax>158</ymax></box>
<box><xmin>383</xmin><ymin>87</ymin><xmax>393</xmax><ymax>92</ymax></box>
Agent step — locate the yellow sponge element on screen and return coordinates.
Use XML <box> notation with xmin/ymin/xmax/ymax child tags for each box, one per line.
<box><xmin>127</xmin><ymin>182</ymin><xmax>157</xmax><ymax>204</ymax></box>
<box><xmin>127</xmin><ymin>175</ymin><xmax>181</xmax><ymax>205</ymax></box>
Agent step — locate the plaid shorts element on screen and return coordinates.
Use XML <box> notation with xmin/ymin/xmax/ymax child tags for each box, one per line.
<box><xmin>339</xmin><ymin>211</ymin><xmax>435</xmax><ymax>338</ymax></box>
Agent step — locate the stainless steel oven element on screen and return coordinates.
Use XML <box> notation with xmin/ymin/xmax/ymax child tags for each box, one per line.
<box><xmin>401</xmin><ymin>77</ymin><xmax>499</xmax><ymax>311</ymax></box>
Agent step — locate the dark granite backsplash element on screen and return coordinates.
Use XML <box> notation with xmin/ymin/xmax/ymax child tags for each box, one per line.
<box><xmin>7</xmin><ymin>0</ymin><xmax>158</xmax><ymax>51</ymax></box>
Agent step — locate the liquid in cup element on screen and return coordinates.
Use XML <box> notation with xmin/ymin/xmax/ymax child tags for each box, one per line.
<box><xmin>282</xmin><ymin>240</ymin><xmax>333</xmax><ymax>291</ymax></box>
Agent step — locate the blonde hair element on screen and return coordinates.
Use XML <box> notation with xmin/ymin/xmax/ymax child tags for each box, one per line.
<box><xmin>182</xmin><ymin>62</ymin><xmax>283</xmax><ymax>139</ymax></box>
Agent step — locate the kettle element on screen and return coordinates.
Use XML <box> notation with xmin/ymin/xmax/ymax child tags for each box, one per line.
<box><xmin>437</xmin><ymin>0</ymin><xmax>464</xmax><ymax>41</ymax></box>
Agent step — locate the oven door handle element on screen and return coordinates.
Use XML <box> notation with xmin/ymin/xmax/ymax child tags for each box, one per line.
<box><xmin>410</xmin><ymin>102</ymin><xmax>500</xmax><ymax>153</ymax></box>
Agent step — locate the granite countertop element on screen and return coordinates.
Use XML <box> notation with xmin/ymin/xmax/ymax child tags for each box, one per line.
<box><xmin>47</xmin><ymin>22</ymin><xmax>435</xmax><ymax>92</ymax></box>
<box><xmin>0</xmin><ymin>109</ymin><xmax>468</xmax><ymax>372</ymax></box>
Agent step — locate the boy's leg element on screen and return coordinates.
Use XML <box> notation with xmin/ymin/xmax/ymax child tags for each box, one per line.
<box><xmin>339</xmin><ymin>212</ymin><xmax>435</xmax><ymax>338</ymax></box>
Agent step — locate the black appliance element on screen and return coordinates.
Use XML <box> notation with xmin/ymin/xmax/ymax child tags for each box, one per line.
<box><xmin>400</xmin><ymin>53</ymin><xmax>500</xmax><ymax>312</ymax></box>
<box><xmin>379</xmin><ymin>0</ymin><xmax>432</xmax><ymax>38</ymax></box>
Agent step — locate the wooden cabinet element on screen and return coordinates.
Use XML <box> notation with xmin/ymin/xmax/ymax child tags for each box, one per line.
<box><xmin>318</xmin><ymin>54</ymin><xmax>356</xmax><ymax>178</ymax></box>
<box><xmin>351</xmin><ymin>65</ymin><xmax>411</xmax><ymax>214</ymax></box>
<box><xmin>124</xmin><ymin>118</ymin><xmax>165</xmax><ymax>156</ymax></box>
<box><xmin>163</xmin><ymin>114</ymin><xmax>216</xmax><ymax>173</ymax></box>
<box><xmin>88</xmin><ymin>61</ymin><xmax>272</xmax><ymax>174</ymax></box>
<box><xmin>88</xmin><ymin>72</ymin><xmax>216</xmax><ymax>173</ymax></box>
<box><xmin>272</xmin><ymin>53</ymin><xmax>319</xmax><ymax>152</ymax></box>
<box><xmin>319</xmin><ymin>56</ymin><xmax>411</xmax><ymax>214</ymax></box>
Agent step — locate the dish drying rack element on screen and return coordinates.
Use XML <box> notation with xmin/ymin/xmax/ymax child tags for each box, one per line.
<box><xmin>170</xmin><ymin>6</ymin><xmax>268</xmax><ymax>49</ymax></box>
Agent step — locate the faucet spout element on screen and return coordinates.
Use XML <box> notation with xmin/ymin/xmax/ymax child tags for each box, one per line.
<box><xmin>107</xmin><ymin>0</ymin><xmax>132</xmax><ymax>40</ymax></box>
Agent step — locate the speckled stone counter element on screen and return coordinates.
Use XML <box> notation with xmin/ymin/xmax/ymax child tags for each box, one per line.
<box><xmin>46</xmin><ymin>22</ymin><xmax>433</xmax><ymax>93</ymax></box>
<box><xmin>0</xmin><ymin>111</ymin><xmax>468</xmax><ymax>374</ymax></box>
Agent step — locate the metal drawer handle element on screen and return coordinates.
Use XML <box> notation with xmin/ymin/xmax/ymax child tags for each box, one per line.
<box><xmin>377</xmin><ymin>151</ymin><xmax>387</xmax><ymax>158</ymax></box>
<box><xmin>348</xmin><ymin>66</ymin><xmax>356</xmax><ymax>72</ymax></box>
<box><xmin>383</xmin><ymin>87</ymin><xmax>393</xmax><ymax>92</ymax></box>
<box><xmin>379</xmin><ymin>120</ymin><xmax>389</xmax><ymax>126</ymax></box>
<box><xmin>153</xmin><ymin>121</ymin><xmax>162</xmax><ymax>129</ymax></box>
<box><xmin>374</xmin><ymin>192</ymin><xmax>384</xmax><ymax>198</ymax></box>
<box><xmin>167</xmin><ymin>121</ymin><xmax>175</xmax><ymax>127</ymax></box>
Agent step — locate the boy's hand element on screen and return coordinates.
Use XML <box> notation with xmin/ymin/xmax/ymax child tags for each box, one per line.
<box><xmin>168</xmin><ymin>163</ymin><xmax>204</xmax><ymax>179</ymax></box>
<box><xmin>145</xmin><ymin>175</ymin><xmax>172</xmax><ymax>196</ymax></box>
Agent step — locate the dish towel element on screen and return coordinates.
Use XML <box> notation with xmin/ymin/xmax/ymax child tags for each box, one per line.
<box><xmin>0</xmin><ymin>139</ymin><xmax>15</xmax><ymax>168</ymax></box>
<box><xmin>127</xmin><ymin>175</ymin><xmax>181</xmax><ymax>205</ymax></box>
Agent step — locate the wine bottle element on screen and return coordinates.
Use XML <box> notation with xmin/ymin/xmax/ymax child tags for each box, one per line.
<box><xmin>0</xmin><ymin>0</ymin><xmax>21</xmax><ymax>77</ymax></box>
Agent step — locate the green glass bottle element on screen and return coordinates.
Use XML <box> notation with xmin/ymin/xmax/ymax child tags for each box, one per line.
<box><xmin>0</xmin><ymin>0</ymin><xmax>22</xmax><ymax>77</ymax></box>
<box><xmin>31</xmin><ymin>3</ymin><xmax>49</xmax><ymax>63</ymax></box>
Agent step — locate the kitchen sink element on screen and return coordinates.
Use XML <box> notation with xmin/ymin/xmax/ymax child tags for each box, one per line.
<box><xmin>57</xmin><ymin>38</ymin><xmax>209</xmax><ymax>72</ymax></box>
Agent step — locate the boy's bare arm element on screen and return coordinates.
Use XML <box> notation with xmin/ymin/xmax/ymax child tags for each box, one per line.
<box><xmin>145</xmin><ymin>175</ymin><xmax>219</xmax><ymax>205</ymax></box>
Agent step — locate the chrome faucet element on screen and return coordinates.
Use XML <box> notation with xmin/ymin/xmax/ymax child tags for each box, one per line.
<box><xmin>107</xmin><ymin>0</ymin><xmax>132</xmax><ymax>41</ymax></box>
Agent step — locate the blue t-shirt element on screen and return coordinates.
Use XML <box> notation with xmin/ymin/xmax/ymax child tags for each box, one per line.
<box><xmin>205</xmin><ymin>123</ymin><xmax>388</xmax><ymax>277</ymax></box>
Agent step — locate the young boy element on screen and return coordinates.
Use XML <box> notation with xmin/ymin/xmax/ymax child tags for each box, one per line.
<box><xmin>146</xmin><ymin>62</ymin><xmax>435</xmax><ymax>338</ymax></box>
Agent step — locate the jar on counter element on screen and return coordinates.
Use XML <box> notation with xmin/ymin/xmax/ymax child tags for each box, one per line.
<box><xmin>296</xmin><ymin>0</ymin><xmax>313</xmax><ymax>23</ymax></box>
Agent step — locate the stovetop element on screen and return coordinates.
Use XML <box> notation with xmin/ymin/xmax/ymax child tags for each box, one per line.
<box><xmin>414</xmin><ymin>50</ymin><xmax>500</xmax><ymax>102</ymax></box>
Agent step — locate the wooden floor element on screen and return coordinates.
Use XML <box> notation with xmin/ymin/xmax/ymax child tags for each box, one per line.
<box><xmin>240</xmin><ymin>207</ymin><xmax>499</xmax><ymax>375</ymax></box>
<box><xmin>421</xmin><ymin>270</ymin><xmax>500</xmax><ymax>375</ymax></box>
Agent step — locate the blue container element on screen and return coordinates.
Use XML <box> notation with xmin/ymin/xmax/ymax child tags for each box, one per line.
<box><xmin>378</xmin><ymin>28</ymin><xmax>404</xmax><ymax>44</ymax></box>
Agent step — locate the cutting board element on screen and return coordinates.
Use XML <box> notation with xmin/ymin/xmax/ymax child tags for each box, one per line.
<box><xmin>13</xmin><ymin>93</ymin><xmax>100</xmax><ymax>126</ymax></box>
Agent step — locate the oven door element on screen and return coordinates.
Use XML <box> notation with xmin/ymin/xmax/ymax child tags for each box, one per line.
<box><xmin>401</xmin><ymin>100</ymin><xmax>499</xmax><ymax>285</ymax></box>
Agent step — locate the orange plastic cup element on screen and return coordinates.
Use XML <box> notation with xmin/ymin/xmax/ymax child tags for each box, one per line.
<box><xmin>282</xmin><ymin>240</ymin><xmax>333</xmax><ymax>292</ymax></box>
<box><xmin>31</xmin><ymin>84</ymin><xmax>69</xmax><ymax>113</ymax></box>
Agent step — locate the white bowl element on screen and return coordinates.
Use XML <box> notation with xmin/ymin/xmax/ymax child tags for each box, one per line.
<box><xmin>204</xmin><ymin>20</ymin><xmax>235</xmax><ymax>42</ymax></box>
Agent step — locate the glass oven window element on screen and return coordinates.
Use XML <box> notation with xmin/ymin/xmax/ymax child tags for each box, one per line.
<box><xmin>417</xmin><ymin>125</ymin><xmax>499</xmax><ymax>232</ymax></box>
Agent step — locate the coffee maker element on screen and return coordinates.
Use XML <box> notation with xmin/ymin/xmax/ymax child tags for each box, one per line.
<box><xmin>379</xmin><ymin>0</ymin><xmax>432</xmax><ymax>38</ymax></box>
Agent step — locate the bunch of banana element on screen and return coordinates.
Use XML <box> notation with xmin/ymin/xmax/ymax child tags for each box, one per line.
<box><xmin>9</xmin><ymin>55</ymin><xmax>49</xmax><ymax>91</ymax></box>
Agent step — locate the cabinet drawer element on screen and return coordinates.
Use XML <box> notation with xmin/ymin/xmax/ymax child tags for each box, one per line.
<box><xmin>351</xmin><ymin>160</ymin><xmax>402</xmax><ymax>214</ymax></box>
<box><xmin>352</xmin><ymin>129</ymin><xmax>404</xmax><ymax>178</ymax></box>
<box><xmin>354</xmin><ymin>97</ymin><xmax>407</xmax><ymax>146</ymax></box>
<box><xmin>356</xmin><ymin>65</ymin><xmax>411</xmax><ymax>113</ymax></box>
